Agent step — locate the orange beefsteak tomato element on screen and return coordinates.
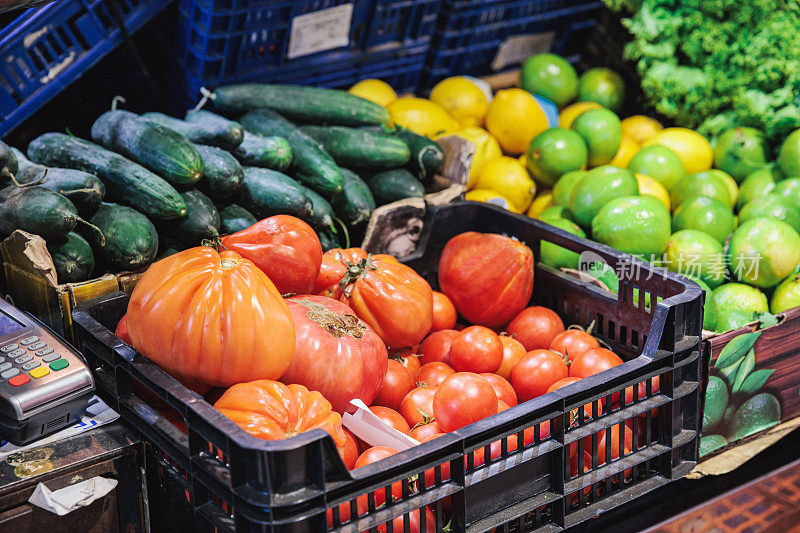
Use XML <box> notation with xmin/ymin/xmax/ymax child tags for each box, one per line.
<box><xmin>221</xmin><ymin>215</ymin><xmax>322</xmax><ymax>295</ymax></box>
<box><xmin>127</xmin><ymin>247</ymin><xmax>295</xmax><ymax>388</ymax></box>
<box><xmin>438</xmin><ymin>232</ymin><xmax>534</xmax><ymax>328</ymax></box>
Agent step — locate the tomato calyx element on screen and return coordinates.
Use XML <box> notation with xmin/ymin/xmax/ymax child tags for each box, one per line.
<box><xmin>551</xmin><ymin>350</ymin><xmax>571</xmax><ymax>366</ymax></box>
<box><xmin>293</xmin><ymin>299</ymin><xmax>367</xmax><ymax>339</ymax></box>
<box><xmin>338</xmin><ymin>256</ymin><xmax>379</xmax><ymax>297</ymax></box>
<box><xmin>201</xmin><ymin>235</ymin><xmax>226</xmax><ymax>252</ymax></box>
<box><xmin>411</xmin><ymin>412</ymin><xmax>436</xmax><ymax>429</ymax></box>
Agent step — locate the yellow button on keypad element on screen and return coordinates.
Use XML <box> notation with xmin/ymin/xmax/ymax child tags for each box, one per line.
<box><xmin>30</xmin><ymin>367</ymin><xmax>50</xmax><ymax>379</ymax></box>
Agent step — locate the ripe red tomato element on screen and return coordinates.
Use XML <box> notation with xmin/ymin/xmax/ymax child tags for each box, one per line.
<box><xmin>419</xmin><ymin>329</ymin><xmax>458</xmax><ymax>366</ymax></box>
<box><xmin>281</xmin><ymin>296</ymin><xmax>388</xmax><ymax>413</ymax></box>
<box><xmin>438</xmin><ymin>232</ymin><xmax>534</xmax><ymax>328</ymax></box>
<box><xmin>414</xmin><ymin>362</ymin><xmax>455</xmax><ymax>387</ymax></box>
<box><xmin>497</xmin><ymin>400</ymin><xmax>510</xmax><ymax>412</ymax></box>
<box><xmin>399</xmin><ymin>386</ymin><xmax>437</xmax><ymax>427</ymax></box>
<box><xmin>480</xmin><ymin>373</ymin><xmax>517</xmax><ymax>407</ymax></box>
<box><xmin>391</xmin><ymin>349</ymin><xmax>422</xmax><ymax>375</ymax></box>
<box><xmin>421</xmin><ymin>433</ymin><xmax>485</xmax><ymax>488</ymax></box>
<box><xmin>431</xmin><ymin>291</ymin><xmax>457</xmax><ymax>332</ymax></box>
<box><xmin>313</xmin><ymin>247</ymin><xmax>367</xmax><ymax>295</ymax></box>
<box><xmin>433</xmin><ymin>373</ymin><xmax>498</xmax><ymax>432</ymax></box>
<box><xmin>370</xmin><ymin>406</ymin><xmax>411</xmax><ymax>434</ymax></box>
<box><xmin>372</xmin><ymin>359</ymin><xmax>415</xmax><ymax>411</ymax></box>
<box><xmin>495</xmin><ymin>336</ymin><xmax>526</xmax><ymax>379</ymax></box>
<box><xmin>585</xmin><ymin>422</ymin><xmax>634</xmax><ymax>480</ymax></box>
<box><xmin>510</xmin><ymin>350</ymin><xmax>569</xmax><ymax>402</ymax></box>
<box><xmin>506</xmin><ymin>307</ymin><xmax>565</xmax><ymax>351</ymax></box>
<box><xmin>550</xmin><ymin>329</ymin><xmax>600</xmax><ymax>363</ymax></box>
<box><xmin>377</xmin><ymin>507</ymin><xmax>436</xmax><ymax>533</ymax></box>
<box><xmin>569</xmin><ymin>348</ymin><xmax>623</xmax><ymax>379</ymax></box>
<box><xmin>449</xmin><ymin>326</ymin><xmax>503</xmax><ymax>373</ymax></box>
<box><xmin>339</xmin><ymin>427</ymin><xmax>359</xmax><ymax>469</ymax></box>
<box><xmin>409</xmin><ymin>422</ymin><xmax>442</xmax><ymax>441</ymax></box>
<box><xmin>354</xmin><ymin>446</ymin><xmax>402</xmax><ymax>507</ymax></box>
<box><xmin>115</xmin><ymin>314</ymin><xmax>131</xmax><ymax>344</ymax></box>
<box><xmin>221</xmin><ymin>215</ymin><xmax>322</xmax><ymax>294</ymax></box>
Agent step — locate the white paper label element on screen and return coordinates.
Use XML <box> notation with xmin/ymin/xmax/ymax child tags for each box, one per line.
<box><xmin>491</xmin><ymin>32</ymin><xmax>556</xmax><ymax>71</ymax></box>
<box><xmin>342</xmin><ymin>400</ymin><xmax>420</xmax><ymax>451</ymax></box>
<box><xmin>287</xmin><ymin>4</ymin><xmax>354</xmax><ymax>60</ymax></box>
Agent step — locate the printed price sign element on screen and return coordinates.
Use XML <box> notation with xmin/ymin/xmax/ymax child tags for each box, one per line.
<box><xmin>288</xmin><ymin>4</ymin><xmax>354</xmax><ymax>59</ymax></box>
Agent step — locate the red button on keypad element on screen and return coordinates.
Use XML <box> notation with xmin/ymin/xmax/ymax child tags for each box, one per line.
<box><xmin>9</xmin><ymin>374</ymin><xmax>29</xmax><ymax>387</ymax></box>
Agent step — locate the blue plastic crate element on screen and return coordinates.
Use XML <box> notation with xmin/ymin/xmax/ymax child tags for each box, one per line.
<box><xmin>423</xmin><ymin>0</ymin><xmax>604</xmax><ymax>88</ymax></box>
<box><xmin>0</xmin><ymin>0</ymin><xmax>171</xmax><ymax>138</ymax></box>
<box><xmin>175</xmin><ymin>0</ymin><xmax>440</xmax><ymax>105</ymax></box>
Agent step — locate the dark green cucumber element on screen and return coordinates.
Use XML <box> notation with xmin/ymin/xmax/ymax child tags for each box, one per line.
<box><xmin>193</xmin><ymin>144</ymin><xmax>243</xmax><ymax>200</ymax></box>
<box><xmin>159</xmin><ymin>189</ymin><xmax>220</xmax><ymax>245</ymax></box>
<box><xmin>367</xmin><ymin>169</ymin><xmax>424</xmax><ymax>205</ymax></box>
<box><xmin>11</xmin><ymin>148</ymin><xmax>37</xmax><ymax>173</ymax></box>
<box><xmin>364</xmin><ymin>126</ymin><xmax>445</xmax><ymax>180</ymax></box>
<box><xmin>0</xmin><ymin>186</ymin><xmax>80</xmax><ymax>238</ymax></box>
<box><xmin>88</xmin><ymin>203</ymin><xmax>158</xmax><ymax>271</ymax></box>
<box><xmin>232</xmin><ymin>131</ymin><xmax>292</xmax><ymax>171</ymax></box>
<box><xmin>27</xmin><ymin>133</ymin><xmax>187</xmax><ymax>220</ymax></box>
<box><xmin>303</xmin><ymin>187</ymin><xmax>335</xmax><ymax>230</ymax></box>
<box><xmin>318</xmin><ymin>229</ymin><xmax>341</xmax><ymax>251</ymax></box>
<box><xmin>237</xmin><ymin>167</ymin><xmax>313</xmax><ymax>220</ymax></box>
<box><xmin>299</xmin><ymin>126</ymin><xmax>410</xmax><ymax>169</ymax></box>
<box><xmin>0</xmin><ymin>141</ymin><xmax>19</xmax><ymax>187</ymax></box>
<box><xmin>143</xmin><ymin>111</ymin><xmax>243</xmax><ymax>150</ymax></box>
<box><xmin>239</xmin><ymin>109</ymin><xmax>344</xmax><ymax>196</ymax></box>
<box><xmin>219</xmin><ymin>203</ymin><xmax>257</xmax><ymax>234</ymax></box>
<box><xmin>16</xmin><ymin>164</ymin><xmax>105</xmax><ymax>215</ymax></box>
<box><xmin>212</xmin><ymin>84</ymin><xmax>389</xmax><ymax>126</ymax></box>
<box><xmin>184</xmin><ymin>110</ymin><xmax>245</xmax><ymax>150</ymax></box>
<box><xmin>156</xmin><ymin>236</ymin><xmax>188</xmax><ymax>260</ymax></box>
<box><xmin>47</xmin><ymin>231</ymin><xmax>95</xmax><ymax>283</ymax></box>
<box><xmin>91</xmin><ymin>110</ymin><xmax>204</xmax><ymax>185</ymax></box>
<box><xmin>331</xmin><ymin>168</ymin><xmax>375</xmax><ymax>225</ymax></box>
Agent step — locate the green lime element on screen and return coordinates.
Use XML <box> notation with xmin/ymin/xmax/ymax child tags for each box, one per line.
<box><xmin>737</xmin><ymin>166</ymin><xmax>778</xmax><ymax>211</ymax></box>
<box><xmin>570</xmin><ymin>108</ymin><xmax>622</xmax><ymax>167</ymax></box>
<box><xmin>540</xmin><ymin>217</ymin><xmax>585</xmax><ymax>270</ymax></box>
<box><xmin>569</xmin><ymin>165</ymin><xmax>638</xmax><ymax>228</ymax></box>
<box><xmin>672</xmin><ymin>196</ymin><xmax>735</xmax><ymax>244</ymax></box>
<box><xmin>702</xmin><ymin>376</ymin><xmax>729</xmax><ymax>433</ymax></box>
<box><xmin>771</xmin><ymin>273</ymin><xmax>800</xmax><ymax>313</ymax></box>
<box><xmin>526</xmin><ymin>128</ymin><xmax>588</xmax><ymax>187</ymax></box>
<box><xmin>713</xmin><ymin>283</ymin><xmax>769</xmax><ymax>331</ymax></box>
<box><xmin>520</xmin><ymin>53</ymin><xmax>579</xmax><ymax>108</ymax></box>
<box><xmin>699</xmin><ymin>435</ymin><xmax>728</xmax><ymax>457</ymax></box>
<box><xmin>778</xmin><ymin>128</ymin><xmax>800</xmax><ymax>179</ymax></box>
<box><xmin>591</xmin><ymin>195</ymin><xmax>671</xmax><ymax>258</ymax></box>
<box><xmin>670</xmin><ymin>172</ymin><xmax>732</xmax><ymax>209</ymax></box>
<box><xmin>773</xmin><ymin>177</ymin><xmax>800</xmax><ymax>213</ymax></box>
<box><xmin>577</xmin><ymin>67</ymin><xmax>625</xmax><ymax>114</ymax></box>
<box><xmin>729</xmin><ymin>217</ymin><xmax>800</xmax><ymax>288</ymax></box>
<box><xmin>730</xmin><ymin>393</ymin><xmax>781</xmax><ymax>442</ymax></box>
<box><xmin>664</xmin><ymin>230</ymin><xmax>726</xmax><ymax>288</ymax></box>
<box><xmin>709</xmin><ymin>169</ymin><xmax>739</xmax><ymax>208</ymax></box>
<box><xmin>685</xmin><ymin>274</ymin><xmax>718</xmax><ymax>331</ymax></box>
<box><xmin>627</xmin><ymin>145</ymin><xmax>686</xmax><ymax>192</ymax></box>
<box><xmin>537</xmin><ymin>205</ymin><xmax>575</xmax><ymax>222</ymax></box>
<box><xmin>552</xmin><ymin>169</ymin><xmax>586</xmax><ymax>206</ymax></box>
<box><xmin>713</xmin><ymin>127</ymin><xmax>769</xmax><ymax>183</ymax></box>
<box><xmin>739</xmin><ymin>193</ymin><xmax>800</xmax><ymax>233</ymax></box>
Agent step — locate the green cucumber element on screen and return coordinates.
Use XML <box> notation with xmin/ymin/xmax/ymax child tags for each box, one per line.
<box><xmin>236</xmin><ymin>167</ymin><xmax>313</xmax><ymax>220</ymax></box>
<box><xmin>11</xmin><ymin>147</ymin><xmax>38</xmax><ymax>173</ymax></box>
<box><xmin>0</xmin><ymin>141</ymin><xmax>18</xmax><ymax>186</ymax></box>
<box><xmin>47</xmin><ymin>231</ymin><xmax>95</xmax><ymax>283</ymax></box>
<box><xmin>219</xmin><ymin>203</ymin><xmax>257</xmax><ymax>234</ymax></box>
<box><xmin>233</xmin><ymin>131</ymin><xmax>292</xmax><ymax>171</ymax></box>
<box><xmin>156</xmin><ymin>236</ymin><xmax>188</xmax><ymax>260</ymax></box>
<box><xmin>212</xmin><ymin>84</ymin><xmax>389</xmax><ymax>126</ymax></box>
<box><xmin>364</xmin><ymin>126</ymin><xmax>445</xmax><ymax>180</ymax></box>
<box><xmin>91</xmin><ymin>110</ymin><xmax>204</xmax><ymax>185</ymax></box>
<box><xmin>159</xmin><ymin>190</ymin><xmax>220</xmax><ymax>245</ymax></box>
<box><xmin>27</xmin><ymin>133</ymin><xmax>187</xmax><ymax>220</ymax></box>
<box><xmin>303</xmin><ymin>187</ymin><xmax>335</xmax><ymax>230</ymax></box>
<box><xmin>16</xmin><ymin>164</ymin><xmax>105</xmax><ymax>215</ymax></box>
<box><xmin>0</xmin><ymin>186</ymin><xmax>81</xmax><ymax>238</ymax></box>
<box><xmin>366</xmin><ymin>169</ymin><xmax>424</xmax><ymax>205</ymax></box>
<box><xmin>88</xmin><ymin>203</ymin><xmax>158</xmax><ymax>271</ymax></box>
<box><xmin>318</xmin><ymin>229</ymin><xmax>341</xmax><ymax>251</ymax></box>
<box><xmin>331</xmin><ymin>168</ymin><xmax>375</xmax><ymax>225</ymax></box>
<box><xmin>193</xmin><ymin>144</ymin><xmax>243</xmax><ymax>200</ymax></box>
<box><xmin>299</xmin><ymin>126</ymin><xmax>410</xmax><ymax>169</ymax></box>
<box><xmin>239</xmin><ymin>109</ymin><xmax>344</xmax><ymax>196</ymax></box>
<box><xmin>143</xmin><ymin>111</ymin><xmax>243</xmax><ymax>150</ymax></box>
<box><xmin>184</xmin><ymin>110</ymin><xmax>245</xmax><ymax>150</ymax></box>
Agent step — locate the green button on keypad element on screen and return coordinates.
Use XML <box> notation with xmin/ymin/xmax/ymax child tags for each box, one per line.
<box><xmin>49</xmin><ymin>359</ymin><xmax>69</xmax><ymax>371</ymax></box>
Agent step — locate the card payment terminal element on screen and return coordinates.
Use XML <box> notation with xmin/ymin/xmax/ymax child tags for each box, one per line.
<box><xmin>0</xmin><ymin>298</ymin><xmax>94</xmax><ymax>445</ymax></box>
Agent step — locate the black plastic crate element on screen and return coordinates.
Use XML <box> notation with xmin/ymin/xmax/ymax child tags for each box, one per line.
<box><xmin>73</xmin><ymin>202</ymin><xmax>702</xmax><ymax>532</ymax></box>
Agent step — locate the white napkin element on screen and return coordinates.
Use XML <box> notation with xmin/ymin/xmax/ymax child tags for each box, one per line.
<box><xmin>28</xmin><ymin>476</ymin><xmax>118</xmax><ymax>515</ymax></box>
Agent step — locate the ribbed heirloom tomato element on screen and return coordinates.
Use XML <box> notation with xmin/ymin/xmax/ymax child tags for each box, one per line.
<box><xmin>221</xmin><ymin>215</ymin><xmax>322</xmax><ymax>295</ymax></box>
<box><xmin>313</xmin><ymin>247</ymin><xmax>369</xmax><ymax>299</ymax></box>
<box><xmin>438</xmin><ymin>232</ymin><xmax>534</xmax><ymax>328</ymax></box>
<box><xmin>127</xmin><ymin>247</ymin><xmax>295</xmax><ymax>388</ymax></box>
<box><xmin>281</xmin><ymin>296</ymin><xmax>387</xmax><ymax>413</ymax></box>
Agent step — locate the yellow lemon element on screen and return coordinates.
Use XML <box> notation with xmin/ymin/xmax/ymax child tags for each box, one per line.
<box><xmin>348</xmin><ymin>79</ymin><xmax>397</xmax><ymax>107</ymax></box>
<box><xmin>429</xmin><ymin>76</ymin><xmax>489</xmax><ymax>128</ymax></box>
<box><xmin>621</xmin><ymin>115</ymin><xmax>663</xmax><ymax>145</ymax></box>
<box><xmin>644</xmin><ymin>127</ymin><xmax>713</xmax><ymax>174</ymax></box>
<box><xmin>387</xmin><ymin>97</ymin><xmax>460</xmax><ymax>138</ymax></box>
<box><xmin>608</xmin><ymin>134</ymin><xmax>640</xmax><ymax>168</ymax></box>
<box><xmin>518</xmin><ymin>153</ymin><xmax>527</xmax><ymax>167</ymax></box>
<box><xmin>635</xmin><ymin>173</ymin><xmax>671</xmax><ymax>211</ymax></box>
<box><xmin>527</xmin><ymin>190</ymin><xmax>555</xmax><ymax>217</ymax></box>
<box><xmin>444</xmin><ymin>127</ymin><xmax>503</xmax><ymax>189</ymax></box>
<box><xmin>473</xmin><ymin>156</ymin><xmax>536</xmax><ymax>213</ymax></box>
<box><xmin>485</xmin><ymin>88</ymin><xmax>548</xmax><ymax>155</ymax></box>
<box><xmin>465</xmin><ymin>188</ymin><xmax>514</xmax><ymax>211</ymax></box>
<box><xmin>558</xmin><ymin>101</ymin><xmax>602</xmax><ymax>129</ymax></box>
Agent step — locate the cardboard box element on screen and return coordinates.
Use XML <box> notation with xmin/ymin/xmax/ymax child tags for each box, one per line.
<box><xmin>0</xmin><ymin>230</ymin><xmax>143</xmax><ymax>344</ymax></box>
